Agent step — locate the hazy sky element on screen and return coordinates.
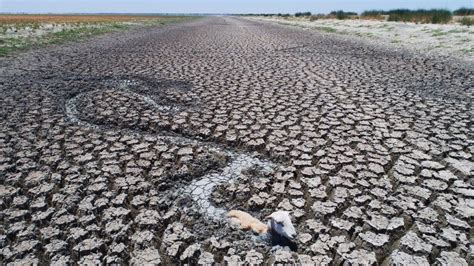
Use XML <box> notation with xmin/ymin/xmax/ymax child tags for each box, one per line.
<box><xmin>1</xmin><ymin>0</ymin><xmax>472</xmax><ymax>14</ymax></box>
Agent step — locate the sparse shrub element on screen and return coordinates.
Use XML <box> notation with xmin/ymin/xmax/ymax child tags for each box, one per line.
<box><xmin>361</xmin><ymin>10</ymin><xmax>386</xmax><ymax>20</ymax></box>
<box><xmin>315</xmin><ymin>26</ymin><xmax>336</xmax><ymax>33</ymax></box>
<box><xmin>454</xmin><ymin>7</ymin><xmax>474</xmax><ymax>16</ymax></box>
<box><xmin>295</xmin><ymin>12</ymin><xmax>312</xmax><ymax>17</ymax></box>
<box><xmin>460</xmin><ymin>16</ymin><xmax>474</xmax><ymax>26</ymax></box>
<box><xmin>309</xmin><ymin>14</ymin><xmax>326</xmax><ymax>21</ymax></box>
<box><xmin>330</xmin><ymin>10</ymin><xmax>357</xmax><ymax>20</ymax></box>
<box><xmin>430</xmin><ymin>10</ymin><xmax>453</xmax><ymax>24</ymax></box>
<box><xmin>387</xmin><ymin>9</ymin><xmax>452</xmax><ymax>24</ymax></box>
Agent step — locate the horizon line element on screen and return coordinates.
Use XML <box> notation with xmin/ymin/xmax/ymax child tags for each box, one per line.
<box><xmin>1</xmin><ymin>7</ymin><xmax>471</xmax><ymax>16</ymax></box>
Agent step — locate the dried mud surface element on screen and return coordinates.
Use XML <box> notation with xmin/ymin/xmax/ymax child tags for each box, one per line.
<box><xmin>0</xmin><ymin>16</ymin><xmax>473</xmax><ymax>265</ymax></box>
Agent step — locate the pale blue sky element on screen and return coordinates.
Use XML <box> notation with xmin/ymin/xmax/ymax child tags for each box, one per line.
<box><xmin>1</xmin><ymin>0</ymin><xmax>472</xmax><ymax>14</ymax></box>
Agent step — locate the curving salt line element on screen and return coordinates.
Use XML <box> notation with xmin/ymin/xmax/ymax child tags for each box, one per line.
<box><xmin>65</xmin><ymin>80</ymin><xmax>278</xmax><ymax>220</ymax></box>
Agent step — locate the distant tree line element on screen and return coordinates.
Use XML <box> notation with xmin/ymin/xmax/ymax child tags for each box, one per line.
<box><xmin>238</xmin><ymin>13</ymin><xmax>290</xmax><ymax>17</ymax></box>
<box><xmin>453</xmin><ymin>7</ymin><xmax>474</xmax><ymax>16</ymax></box>
<box><xmin>360</xmin><ymin>9</ymin><xmax>469</xmax><ymax>24</ymax></box>
<box><xmin>241</xmin><ymin>7</ymin><xmax>474</xmax><ymax>25</ymax></box>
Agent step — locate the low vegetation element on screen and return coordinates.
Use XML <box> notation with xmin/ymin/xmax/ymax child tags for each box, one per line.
<box><xmin>248</xmin><ymin>8</ymin><xmax>472</xmax><ymax>25</ymax></box>
<box><xmin>314</xmin><ymin>26</ymin><xmax>337</xmax><ymax>33</ymax></box>
<box><xmin>305</xmin><ymin>11</ymin><xmax>359</xmax><ymax>20</ymax></box>
<box><xmin>360</xmin><ymin>10</ymin><xmax>386</xmax><ymax>20</ymax></box>
<box><xmin>241</xmin><ymin>13</ymin><xmax>290</xmax><ymax>17</ymax></box>
<box><xmin>253</xmin><ymin>13</ymin><xmax>474</xmax><ymax>60</ymax></box>
<box><xmin>0</xmin><ymin>14</ymin><xmax>174</xmax><ymax>24</ymax></box>
<box><xmin>295</xmin><ymin>12</ymin><xmax>311</xmax><ymax>17</ymax></box>
<box><xmin>361</xmin><ymin>9</ymin><xmax>456</xmax><ymax>24</ymax></box>
<box><xmin>386</xmin><ymin>9</ymin><xmax>452</xmax><ymax>24</ymax></box>
<box><xmin>453</xmin><ymin>7</ymin><xmax>474</xmax><ymax>16</ymax></box>
<box><xmin>329</xmin><ymin>10</ymin><xmax>358</xmax><ymax>20</ymax></box>
<box><xmin>361</xmin><ymin>8</ymin><xmax>474</xmax><ymax>25</ymax></box>
<box><xmin>459</xmin><ymin>17</ymin><xmax>474</xmax><ymax>26</ymax></box>
<box><xmin>0</xmin><ymin>15</ymin><xmax>191</xmax><ymax>56</ymax></box>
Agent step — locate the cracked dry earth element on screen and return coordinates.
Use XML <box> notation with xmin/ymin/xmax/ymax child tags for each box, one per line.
<box><xmin>0</xmin><ymin>16</ymin><xmax>473</xmax><ymax>265</ymax></box>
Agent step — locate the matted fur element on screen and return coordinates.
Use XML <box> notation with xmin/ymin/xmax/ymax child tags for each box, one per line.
<box><xmin>227</xmin><ymin>210</ymin><xmax>268</xmax><ymax>234</ymax></box>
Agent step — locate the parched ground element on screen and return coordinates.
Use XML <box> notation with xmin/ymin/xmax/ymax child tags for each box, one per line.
<box><xmin>0</xmin><ymin>16</ymin><xmax>473</xmax><ymax>265</ymax></box>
